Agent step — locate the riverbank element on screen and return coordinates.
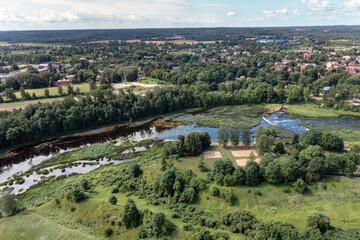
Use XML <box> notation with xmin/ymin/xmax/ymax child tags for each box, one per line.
<box><xmin>286</xmin><ymin>103</ymin><xmax>360</xmax><ymax>118</ymax></box>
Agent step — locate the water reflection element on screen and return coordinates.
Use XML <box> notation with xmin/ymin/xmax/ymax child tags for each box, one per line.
<box><xmin>7</xmin><ymin>158</ymin><xmax>134</xmax><ymax>194</ymax></box>
<box><xmin>2</xmin><ymin>111</ymin><xmax>360</xmax><ymax>185</ymax></box>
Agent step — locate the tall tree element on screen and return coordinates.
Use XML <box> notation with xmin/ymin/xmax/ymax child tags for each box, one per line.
<box><xmin>122</xmin><ymin>198</ymin><xmax>142</xmax><ymax>229</ymax></box>
<box><xmin>217</xmin><ymin>125</ymin><xmax>229</xmax><ymax>147</ymax></box>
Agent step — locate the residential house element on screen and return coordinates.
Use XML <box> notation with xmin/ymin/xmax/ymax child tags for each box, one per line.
<box><xmin>54</xmin><ymin>75</ymin><xmax>74</xmax><ymax>86</ymax></box>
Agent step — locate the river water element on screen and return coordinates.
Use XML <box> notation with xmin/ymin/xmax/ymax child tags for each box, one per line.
<box><xmin>1</xmin><ymin>111</ymin><xmax>360</xmax><ymax>193</ymax></box>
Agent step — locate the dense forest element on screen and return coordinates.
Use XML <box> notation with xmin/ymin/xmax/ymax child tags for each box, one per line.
<box><xmin>1</xmin><ymin>26</ymin><xmax>360</xmax><ymax>43</ymax></box>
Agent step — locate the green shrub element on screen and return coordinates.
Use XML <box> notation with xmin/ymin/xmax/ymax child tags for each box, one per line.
<box><xmin>109</xmin><ymin>195</ymin><xmax>117</xmax><ymax>205</ymax></box>
<box><xmin>211</xmin><ymin>186</ymin><xmax>220</xmax><ymax>197</ymax></box>
<box><xmin>293</xmin><ymin>178</ymin><xmax>307</xmax><ymax>194</ymax></box>
<box><xmin>104</xmin><ymin>228</ymin><xmax>113</xmax><ymax>237</ymax></box>
<box><xmin>221</xmin><ymin>189</ymin><xmax>237</xmax><ymax>205</ymax></box>
<box><xmin>66</xmin><ymin>188</ymin><xmax>86</xmax><ymax>203</ymax></box>
<box><xmin>306</xmin><ymin>212</ymin><xmax>331</xmax><ymax>234</ymax></box>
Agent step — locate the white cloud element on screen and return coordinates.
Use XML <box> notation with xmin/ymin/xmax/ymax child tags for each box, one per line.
<box><xmin>262</xmin><ymin>8</ymin><xmax>300</xmax><ymax>20</ymax></box>
<box><xmin>302</xmin><ymin>0</ymin><xmax>333</xmax><ymax>12</ymax></box>
<box><xmin>344</xmin><ymin>0</ymin><xmax>360</xmax><ymax>9</ymax></box>
<box><xmin>241</xmin><ymin>17</ymin><xmax>265</xmax><ymax>22</ymax></box>
<box><xmin>167</xmin><ymin>16</ymin><xmax>218</xmax><ymax>24</ymax></box>
<box><xmin>0</xmin><ymin>8</ymin><xmax>79</xmax><ymax>24</ymax></box>
<box><xmin>227</xmin><ymin>11</ymin><xmax>235</xmax><ymax>17</ymax></box>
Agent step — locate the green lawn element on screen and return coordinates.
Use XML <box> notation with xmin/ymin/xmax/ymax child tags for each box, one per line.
<box><xmin>0</xmin><ymin>97</ymin><xmax>64</xmax><ymax>110</ymax></box>
<box><xmin>14</xmin><ymin>83</ymin><xmax>92</xmax><ymax>98</ymax></box>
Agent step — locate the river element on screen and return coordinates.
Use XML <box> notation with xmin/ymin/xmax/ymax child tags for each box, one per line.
<box><xmin>1</xmin><ymin>110</ymin><xmax>360</xmax><ymax>193</ymax></box>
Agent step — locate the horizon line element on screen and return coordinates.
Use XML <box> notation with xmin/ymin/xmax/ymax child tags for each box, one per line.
<box><xmin>1</xmin><ymin>24</ymin><xmax>360</xmax><ymax>32</ymax></box>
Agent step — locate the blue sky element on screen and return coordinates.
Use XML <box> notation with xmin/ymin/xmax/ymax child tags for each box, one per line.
<box><xmin>0</xmin><ymin>0</ymin><xmax>360</xmax><ymax>30</ymax></box>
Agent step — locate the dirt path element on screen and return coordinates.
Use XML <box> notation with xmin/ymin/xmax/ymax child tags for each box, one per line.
<box><xmin>112</xmin><ymin>82</ymin><xmax>159</xmax><ymax>89</ymax></box>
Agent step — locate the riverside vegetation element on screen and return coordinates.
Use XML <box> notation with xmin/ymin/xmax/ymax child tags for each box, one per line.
<box><xmin>1</xmin><ymin>128</ymin><xmax>359</xmax><ymax>239</ymax></box>
<box><xmin>2</xmin><ymin>27</ymin><xmax>360</xmax><ymax>239</ymax></box>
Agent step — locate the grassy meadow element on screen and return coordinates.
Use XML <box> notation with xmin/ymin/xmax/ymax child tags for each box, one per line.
<box><xmin>175</xmin><ymin>104</ymin><xmax>281</xmax><ymax>128</ymax></box>
<box><xmin>1</xmin><ymin>139</ymin><xmax>360</xmax><ymax>239</ymax></box>
<box><xmin>287</xmin><ymin>104</ymin><xmax>360</xmax><ymax>118</ymax></box>
<box><xmin>13</xmin><ymin>83</ymin><xmax>92</xmax><ymax>98</ymax></box>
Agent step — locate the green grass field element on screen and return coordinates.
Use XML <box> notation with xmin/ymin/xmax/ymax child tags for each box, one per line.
<box><xmin>13</xmin><ymin>83</ymin><xmax>92</xmax><ymax>98</ymax></box>
<box><xmin>0</xmin><ymin>97</ymin><xmax>64</xmax><ymax>110</ymax></box>
<box><xmin>287</xmin><ymin>104</ymin><xmax>360</xmax><ymax>118</ymax></box>
<box><xmin>2</xmin><ymin>139</ymin><xmax>359</xmax><ymax>240</ymax></box>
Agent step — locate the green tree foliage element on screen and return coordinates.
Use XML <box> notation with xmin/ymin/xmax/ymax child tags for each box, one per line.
<box><xmin>221</xmin><ymin>189</ymin><xmax>237</xmax><ymax>205</ymax></box>
<box><xmin>256</xmin><ymin>135</ymin><xmax>275</xmax><ymax>156</ymax></box>
<box><xmin>229</xmin><ymin>126</ymin><xmax>241</xmax><ymax>147</ymax></box>
<box><xmin>277</xmin><ymin>156</ymin><xmax>305</xmax><ymax>182</ymax></box>
<box><xmin>222</xmin><ymin>209</ymin><xmax>258</xmax><ymax>233</ymax></box>
<box><xmin>57</xmin><ymin>85</ymin><xmax>63</xmax><ymax>96</ymax></box>
<box><xmin>241</xmin><ymin>128</ymin><xmax>252</xmax><ymax>148</ymax></box>
<box><xmin>306</xmin><ymin>212</ymin><xmax>331</xmax><ymax>234</ymax></box>
<box><xmin>67</xmin><ymin>84</ymin><xmax>74</xmax><ymax>95</ymax></box>
<box><xmin>342</xmin><ymin>153</ymin><xmax>359</xmax><ymax>176</ymax></box>
<box><xmin>138</xmin><ymin>210</ymin><xmax>175</xmax><ymax>238</ymax></box>
<box><xmin>66</xmin><ymin>188</ymin><xmax>86</xmax><ymax>203</ymax></box>
<box><xmin>293</xmin><ymin>178</ymin><xmax>307</xmax><ymax>194</ymax></box>
<box><xmin>184</xmin><ymin>131</ymin><xmax>202</xmax><ymax>155</ymax></box>
<box><xmin>198</xmin><ymin>156</ymin><xmax>207</xmax><ymax>172</ymax></box>
<box><xmin>306</xmin><ymin>157</ymin><xmax>325</xmax><ymax>181</ymax></box>
<box><xmin>121</xmin><ymin>67</ymin><xmax>138</xmax><ymax>82</ymax></box>
<box><xmin>129</xmin><ymin>164</ymin><xmax>143</xmax><ymax>178</ymax></box>
<box><xmin>4</xmin><ymin>89</ymin><xmax>16</xmax><ymax>101</ymax></box>
<box><xmin>265</xmin><ymin>161</ymin><xmax>283</xmax><ymax>184</ymax></box>
<box><xmin>0</xmin><ymin>192</ymin><xmax>17</xmax><ymax>217</ymax></box>
<box><xmin>122</xmin><ymin>198</ymin><xmax>142</xmax><ymax>229</ymax></box>
<box><xmin>301</xmin><ymin>129</ymin><xmax>323</xmax><ymax>146</ymax></box>
<box><xmin>273</xmin><ymin>141</ymin><xmax>286</xmax><ymax>154</ymax></box>
<box><xmin>299</xmin><ymin>145</ymin><xmax>325</xmax><ymax>166</ymax></box>
<box><xmin>197</xmin><ymin>229</ymin><xmax>214</xmax><ymax>240</ymax></box>
<box><xmin>245</xmin><ymin>161</ymin><xmax>260</xmax><ymax>186</ymax></box>
<box><xmin>300</xmin><ymin>227</ymin><xmax>325</xmax><ymax>240</ymax></box>
<box><xmin>217</xmin><ymin>125</ymin><xmax>229</xmax><ymax>147</ymax></box>
<box><xmin>200</xmin><ymin>131</ymin><xmax>211</xmax><ymax>149</ymax></box>
<box><xmin>350</xmin><ymin>145</ymin><xmax>360</xmax><ymax>154</ymax></box>
<box><xmin>44</xmin><ymin>88</ymin><xmax>50</xmax><ymax>98</ymax></box>
<box><xmin>180</xmin><ymin>187</ymin><xmax>197</xmax><ymax>203</ymax></box>
<box><xmin>286</xmin><ymin>86</ymin><xmax>303</xmax><ymax>103</ymax></box>
<box><xmin>104</xmin><ymin>228</ymin><xmax>113</xmax><ymax>237</ymax></box>
<box><xmin>321</xmin><ymin>133</ymin><xmax>344</xmax><ymax>152</ymax></box>
<box><xmin>89</xmin><ymin>80</ymin><xmax>97</xmax><ymax>91</ymax></box>
<box><xmin>291</xmin><ymin>133</ymin><xmax>300</xmax><ymax>145</ymax></box>
<box><xmin>20</xmin><ymin>86</ymin><xmax>31</xmax><ymax>100</ymax></box>
<box><xmin>211</xmin><ymin>186</ymin><xmax>220</xmax><ymax>197</ymax></box>
<box><xmin>324</xmin><ymin>153</ymin><xmax>342</xmax><ymax>175</ymax></box>
<box><xmin>233</xmin><ymin>167</ymin><xmax>246</xmax><ymax>185</ymax></box>
<box><xmin>108</xmin><ymin>195</ymin><xmax>117</xmax><ymax>205</ymax></box>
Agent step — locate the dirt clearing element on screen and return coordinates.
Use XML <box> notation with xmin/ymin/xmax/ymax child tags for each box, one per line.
<box><xmin>203</xmin><ymin>151</ymin><xmax>222</xmax><ymax>159</ymax></box>
<box><xmin>232</xmin><ymin>150</ymin><xmax>258</xmax><ymax>158</ymax></box>
<box><xmin>236</xmin><ymin>158</ymin><xmax>261</xmax><ymax>167</ymax></box>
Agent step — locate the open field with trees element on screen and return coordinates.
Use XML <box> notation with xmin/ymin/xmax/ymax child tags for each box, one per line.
<box><xmin>2</xmin><ymin>27</ymin><xmax>360</xmax><ymax>239</ymax></box>
<box><xmin>1</xmin><ymin>127</ymin><xmax>359</xmax><ymax>239</ymax></box>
